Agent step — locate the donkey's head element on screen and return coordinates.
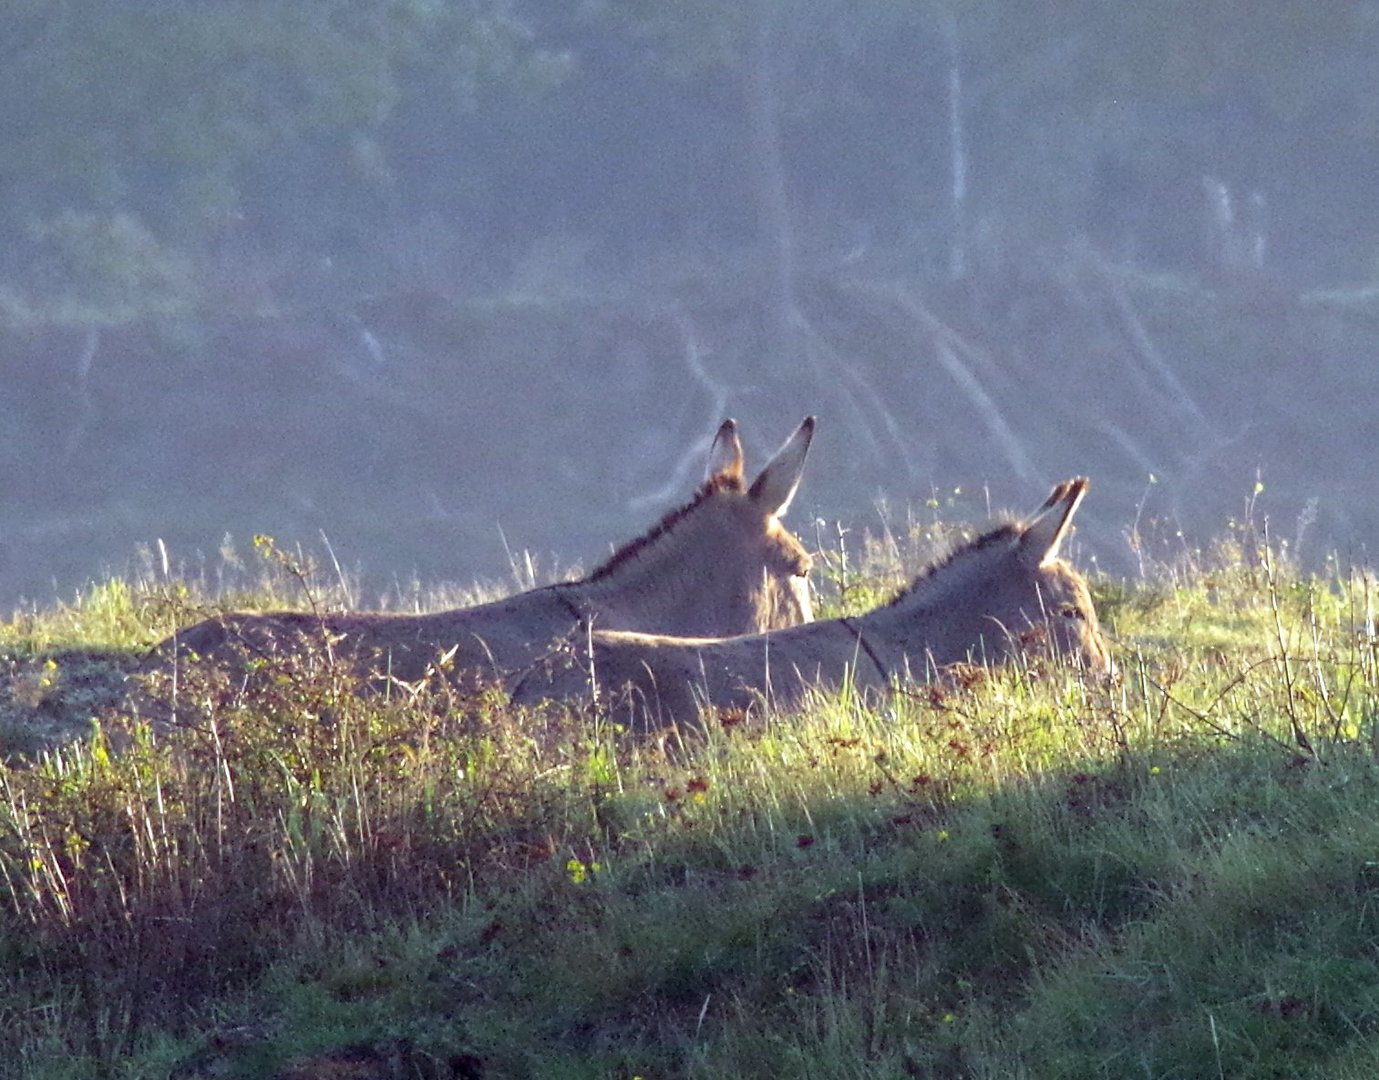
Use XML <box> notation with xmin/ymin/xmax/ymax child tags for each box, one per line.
<box><xmin>888</xmin><ymin>478</ymin><xmax>1110</xmax><ymax>672</ymax></box>
<box><xmin>586</xmin><ymin>417</ymin><xmax>816</xmax><ymax>636</ymax></box>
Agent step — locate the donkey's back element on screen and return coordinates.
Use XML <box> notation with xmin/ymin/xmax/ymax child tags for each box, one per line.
<box><xmin>161</xmin><ymin>584</ymin><xmax>586</xmax><ymax>685</ymax></box>
<box><xmin>150</xmin><ymin>417</ymin><xmax>817</xmax><ymax>689</ymax></box>
<box><xmin>512</xmin><ymin>478</ymin><xmax>1111</xmax><ymax>732</ymax></box>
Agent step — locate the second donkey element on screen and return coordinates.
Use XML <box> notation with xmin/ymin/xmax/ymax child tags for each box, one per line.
<box><xmin>511</xmin><ymin>478</ymin><xmax>1112</xmax><ymax>732</ymax></box>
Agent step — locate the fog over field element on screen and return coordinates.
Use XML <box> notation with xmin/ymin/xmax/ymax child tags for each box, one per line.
<box><xmin>4</xmin><ymin>3</ymin><xmax>1378</xmax><ymax>608</ymax></box>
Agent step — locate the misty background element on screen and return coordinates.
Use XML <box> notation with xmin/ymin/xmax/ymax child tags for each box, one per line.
<box><xmin>4</xmin><ymin>1</ymin><xmax>1378</xmax><ymax>609</ymax></box>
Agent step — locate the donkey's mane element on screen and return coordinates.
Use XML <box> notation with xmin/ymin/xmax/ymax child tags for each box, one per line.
<box><xmin>884</xmin><ymin>520</ymin><xmax>1023</xmax><ymax>609</ymax></box>
<box><xmin>584</xmin><ymin>472</ymin><xmax>746</xmax><ymax>582</ymax></box>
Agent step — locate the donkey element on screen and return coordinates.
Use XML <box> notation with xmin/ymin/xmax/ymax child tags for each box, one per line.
<box><xmin>511</xmin><ymin>478</ymin><xmax>1111</xmax><ymax>732</ymax></box>
<box><xmin>149</xmin><ymin>417</ymin><xmax>816</xmax><ymax>689</ymax></box>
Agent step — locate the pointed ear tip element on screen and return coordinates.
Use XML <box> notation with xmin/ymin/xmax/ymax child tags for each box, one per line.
<box><xmin>1050</xmin><ymin>477</ymin><xmax>1090</xmax><ymax>505</ymax></box>
<box><xmin>707</xmin><ymin>420</ymin><xmax>745</xmax><ymax>481</ymax></box>
<box><xmin>781</xmin><ymin>416</ymin><xmax>814</xmax><ymax>444</ymax></box>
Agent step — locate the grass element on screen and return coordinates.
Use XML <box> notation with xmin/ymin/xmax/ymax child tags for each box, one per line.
<box><xmin>3</xmin><ymin>521</ymin><xmax>1379</xmax><ymax>1077</ymax></box>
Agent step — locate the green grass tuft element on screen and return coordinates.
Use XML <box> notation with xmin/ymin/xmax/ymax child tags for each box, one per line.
<box><xmin>4</xmin><ymin>524</ymin><xmax>1379</xmax><ymax>1077</ymax></box>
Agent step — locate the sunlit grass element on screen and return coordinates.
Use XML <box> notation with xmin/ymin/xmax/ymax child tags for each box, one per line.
<box><xmin>3</xmin><ymin>522</ymin><xmax>1379</xmax><ymax>1076</ymax></box>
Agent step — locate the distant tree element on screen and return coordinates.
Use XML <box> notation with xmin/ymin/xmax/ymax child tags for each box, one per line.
<box><xmin>7</xmin><ymin>0</ymin><xmax>1379</xmax><ymax>316</ymax></box>
<box><xmin>958</xmin><ymin>0</ymin><xmax>1379</xmax><ymax>277</ymax></box>
<box><xmin>0</xmin><ymin>1</ymin><xmax>563</xmax><ymax>299</ymax></box>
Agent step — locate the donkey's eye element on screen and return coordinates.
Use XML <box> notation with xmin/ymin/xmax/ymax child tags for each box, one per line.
<box><xmin>1059</xmin><ymin>605</ymin><xmax>1083</xmax><ymax>619</ymax></box>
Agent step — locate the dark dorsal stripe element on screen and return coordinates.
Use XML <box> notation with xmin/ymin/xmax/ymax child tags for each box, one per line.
<box><xmin>584</xmin><ymin>473</ymin><xmax>745</xmax><ymax>582</ymax></box>
<box><xmin>840</xmin><ymin>616</ymin><xmax>889</xmax><ymax>684</ymax></box>
<box><xmin>884</xmin><ymin>522</ymin><xmax>1022</xmax><ymax>609</ymax></box>
<box><xmin>550</xmin><ymin>588</ymin><xmax>589</xmax><ymax>626</ymax></box>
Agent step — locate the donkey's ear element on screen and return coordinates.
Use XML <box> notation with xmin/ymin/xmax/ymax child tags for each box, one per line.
<box><xmin>706</xmin><ymin>418</ymin><xmax>744</xmax><ymax>483</ymax></box>
<box><xmin>1020</xmin><ymin>477</ymin><xmax>1088</xmax><ymax>565</ymax></box>
<box><xmin>748</xmin><ymin>416</ymin><xmax>815</xmax><ymax>516</ymax></box>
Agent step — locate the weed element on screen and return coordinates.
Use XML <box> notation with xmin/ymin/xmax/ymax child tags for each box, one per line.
<box><xmin>4</xmin><ymin>522</ymin><xmax>1379</xmax><ymax>1076</ymax></box>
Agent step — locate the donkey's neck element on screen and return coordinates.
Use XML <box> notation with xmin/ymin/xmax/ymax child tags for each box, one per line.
<box><xmin>565</xmin><ymin>509</ymin><xmax>745</xmax><ymax>633</ymax></box>
<box><xmin>880</xmin><ymin>528</ymin><xmax>1017</xmax><ymax>617</ymax></box>
<box><xmin>852</xmin><ymin>531</ymin><xmax>1021</xmax><ymax>664</ymax></box>
<box><xmin>565</xmin><ymin>539</ymin><xmax>710</xmax><ymax>631</ymax></box>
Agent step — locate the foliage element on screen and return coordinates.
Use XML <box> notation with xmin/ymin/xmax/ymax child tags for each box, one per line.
<box><xmin>0</xmin><ymin>0</ymin><xmax>566</xmax><ymax>320</ymax></box>
<box><xmin>4</xmin><ymin>0</ymin><xmax>1379</xmax><ymax>325</ymax></box>
<box><xmin>8</xmin><ymin>211</ymin><xmax>196</xmax><ymax>326</ymax></box>
<box><xmin>4</xmin><ymin>527</ymin><xmax>1379</xmax><ymax>1075</ymax></box>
